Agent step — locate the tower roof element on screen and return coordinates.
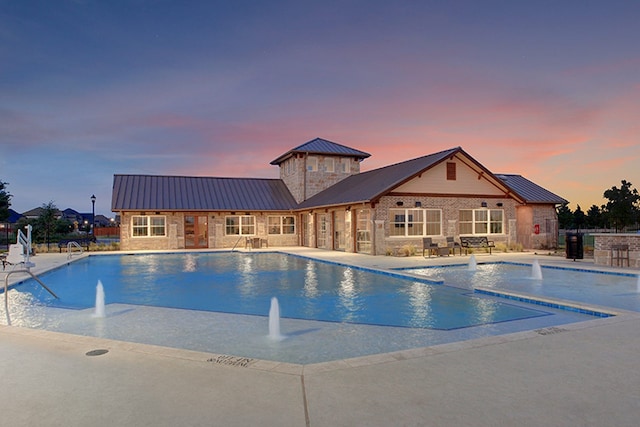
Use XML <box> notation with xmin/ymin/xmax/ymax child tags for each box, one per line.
<box><xmin>270</xmin><ymin>137</ymin><xmax>371</xmax><ymax>165</ymax></box>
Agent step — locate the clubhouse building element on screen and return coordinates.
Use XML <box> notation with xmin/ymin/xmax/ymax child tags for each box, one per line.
<box><xmin>111</xmin><ymin>138</ymin><xmax>566</xmax><ymax>255</ymax></box>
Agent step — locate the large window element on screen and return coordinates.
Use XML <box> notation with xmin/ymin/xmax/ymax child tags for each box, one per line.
<box><xmin>389</xmin><ymin>208</ymin><xmax>441</xmax><ymax>237</ymax></box>
<box><xmin>225</xmin><ymin>215</ymin><xmax>255</xmax><ymax>235</ymax></box>
<box><xmin>131</xmin><ymin>215</ymin><xmax>166</xmax><ymax>237</ymax></box>
<box><xmin>459</xmin><ymin>209</ymin><xmax>503</xmax><ymax>235</ymax></box>
<box><xmin>268</xmin><ymin>215</ymin><xmax>295</xmax><ymax>234</ymax></box>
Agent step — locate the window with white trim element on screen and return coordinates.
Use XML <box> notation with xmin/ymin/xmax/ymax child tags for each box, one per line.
<box><xmin>268</xmin><ymin>215</ymin><xmax>296</xmax><ymax>234</ymax></box>
<box><xmin>339</xmin><ymin>158</ymin><xmax>349</xmax><ymax>173</ymax></box>
<box><xmin>225</xmin><ymin>215</ymin><xmax>255</xmax><ymax>235</ymax></box>
<box><xmin>131</xmin><ymin>215</ymin><xmax>166</xmax><ymax>237</ymax></box>
<box><xmin>389</xmin><ymin>208</ymin><xmax>441</xmax><ymax>237</ymax></box>
<box><xmin>324</xmin><ymin>158</ymin><xmax>334</xmax><ymax>172</ymax></box>
<box><xmin>307</xmin><ymin>156</ymin><xmax>318</xmax><ymax>171</ymax></box>
<box><xmin>459</xmin><ymin>209</ymin><xmax>503</xmax><ymax>235</ymax></box>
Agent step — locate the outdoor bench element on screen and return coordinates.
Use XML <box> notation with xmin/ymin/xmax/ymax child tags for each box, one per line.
<box><xmin>58</xmin><ymin>237</ymin><xmax>96</xmax><ymax>253</ymax></box>
<box><xmin>459</xmin><ymin>236</ymin><xmax>495</xmax><ymax>254</ymax></box>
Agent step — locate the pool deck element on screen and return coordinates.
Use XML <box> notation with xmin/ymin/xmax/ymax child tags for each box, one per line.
<box><xmin>2</xmin><ymin>249</ymin><xmax>640</xmax><ymax>426</ymax></box>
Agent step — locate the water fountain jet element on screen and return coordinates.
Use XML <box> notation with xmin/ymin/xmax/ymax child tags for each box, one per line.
<box><xmin>268</xmin><ymin>297</ymin><xmax>284</xmax><ymax>340</ymax></box>
<box><xmin>468</xmin><ymin>255</ymin><xmax>477</xmax><ymax>271</ymax></box>
<box><xmin>93</xmin><ymin>280</ymin><xmax>106</xmax><ymax>318</ymax></box>
<box><xmin>531</xmin><ymin>260</ymin><xmax>543</xmax><ymax>280</ymax></box>
<box><xmin>636</xmin><ymin>275</ymin><xmax>640</xmax><ymax>293</ymax></box>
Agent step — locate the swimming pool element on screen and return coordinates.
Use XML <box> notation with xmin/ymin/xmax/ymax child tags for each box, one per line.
<box><xmin>2</xmin><ymin>252</ymin><xmax>602</xmax><ymax>364</ymax></box>
<box><xmin>400</xmin><ymin>262</ymin><xmax>640</xmax><ymax>313</ymax></box>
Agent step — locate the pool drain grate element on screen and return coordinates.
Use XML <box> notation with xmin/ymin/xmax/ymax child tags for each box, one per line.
<box><xmin>85</xmin><ymin>349</ymin><xmax>109</xmax><ymax>356</ymax></box>
<box><xmin>206</xmin><ymin>355</ymin><xmax>255</xmax><ymax>367</ymax></box>
<box><xmin>535</xmin><ymin>327</ymin><xmax>568</xmax><ymax>336</ymax></box>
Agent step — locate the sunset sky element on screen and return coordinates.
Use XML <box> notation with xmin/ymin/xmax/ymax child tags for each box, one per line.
<box><xmin>1</xmin><ymin>0</ymin><xmax>638</xmax><ymax>217</ymax></box>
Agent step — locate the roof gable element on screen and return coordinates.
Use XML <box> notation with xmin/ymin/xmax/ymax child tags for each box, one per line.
<box><xmin>270</xmin><ymin>137</ymin><xmax>371</xmax><ymax>165</ymax></box>
<box><xmin>298</xmin><ymin>147</ymin><xmax>462</xmax><ymax>208</ymax></box>
<box><xmin>111</xmin><ymin>175</ymin><xmax>298</xmax><ymax>211</ymax></box>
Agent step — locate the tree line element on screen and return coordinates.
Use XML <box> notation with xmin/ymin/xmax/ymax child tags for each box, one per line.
<box><xmin>558</xmin><ymin>180</ymin><xmax>640</xmax><ymax>232</ymax></box>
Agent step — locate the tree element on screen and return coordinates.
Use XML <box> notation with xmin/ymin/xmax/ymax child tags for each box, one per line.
<box><xmin>0</xmin><ymin>180</ymin><xmax>11</xmax><ymax>222</ymax></box>
<box><xmin>37</xmin><ymin>201</ymin><xmax>59</xmax><ymax>249</ymax></box>
<box><xmin>585</xmin><ymin>205</ymin><xmax>604</xmax><ymax>229</ymax></box>
<box><xmin>603</xmin><ymin>180</ymin><xmax>640</xmax><ymax>232</ymax></box>
<box><xmin>557</xmin><ymin>202</ymin><xmax>574</xmax><ymax>229</ymax></box>
<box><xmin>574</xmin><ymin>205</ymin><xmax>585</xmax><ymax>231</ymax></box>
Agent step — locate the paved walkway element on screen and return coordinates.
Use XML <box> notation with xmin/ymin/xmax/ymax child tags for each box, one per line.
<box><xmin>2</xmin><ymin>250</ymin><xmax>640</xmax><ymax>426</ymax></box>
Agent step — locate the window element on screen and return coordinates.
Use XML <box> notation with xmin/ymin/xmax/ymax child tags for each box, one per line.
<box><xmin>324</xmin><ymin>158</ymin><xmax>334</xmax><ymax>172</ymax></box>
<box><xmin>307</xmin><ymin>156</ymin><xmax>318</xmax><ymax>171</ymax></box>
<box><xmin>389</xmin><ymin>208</ymin><xmax>441</xmax><ymax>237</ymax></box>
<box><xmin>268</xmin><ymin>215</ymin><xmax>295</xmax><ymax>234</ymax></box>
<box><xmin>131</xmin><ymin>215</ymin><xmax>166</xmax><ymax>237</ymax></box>
<box><xmin>225</xmin><ymin>215</ymin><xmax>255</xmax><ymax>235</ymax></box>
<box><xmin>446</xmin><ymin>162</ymin><xmax>456</xmax><ymax>180</ymax></box>
<box><xmin>336</xmin><ymin>158</ymin><xmax>349</xmax><ymax>173</ymax></box>
<box><xmin>459</xmin><ymin>209</ymin><xmax>503</xmax><ymax>235</ymax></box>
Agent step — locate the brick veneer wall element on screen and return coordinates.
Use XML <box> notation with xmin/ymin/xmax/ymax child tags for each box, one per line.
<box><xmin>373</xmin><ymin>195</ymin><xmax>518</xmax><ymax>255</ymax></box>
<box><xmin>593</xmin><ymin>234</ymin><xmax>640</xmax><ymax>267</ymax></box>
<box><xmin>119</xmin><ymin>212</ymin><xmax>299</xmax><ymax>251</ymax></box>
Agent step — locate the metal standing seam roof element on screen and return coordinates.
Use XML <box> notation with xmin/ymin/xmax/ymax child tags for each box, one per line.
<box><xmin>111</xmin><ymin>175</ymin><xmax>298</xmax><ymax>211</ymax></box>
<box><xmin>297</xmin><ymin>147</ymin><xmax>462</xmax><ymax>209</ymax></box>
<box><xmin>495</xmin><ymin>174</ymin><xmax>568</xmax><ymax>204</ymax></box>
<box><xmin>270</xmin><ymin>137</ymin><xmax>371</xmax><ymax>165</ymax></box>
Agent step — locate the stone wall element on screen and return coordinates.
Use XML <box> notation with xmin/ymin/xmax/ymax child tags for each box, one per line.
<box><xmin>592</xmin><ymin>233</ymin><xmax>640</xmax><ymax>268</ymax></box>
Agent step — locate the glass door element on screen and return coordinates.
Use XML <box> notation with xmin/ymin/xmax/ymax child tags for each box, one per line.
<box><xmin>185</xmin><ymin>215</ymin><xmax>208</xmax><ymax>249</ymax></box>
<box><xmin>356</xmin><ymin>209</ymin><xmax>372</xmax><ymax>254</ymax></box>
<box><xmin>333</xmin><ymin>211</ymin><xmax>346</xmax><ymax>251</ymax></box>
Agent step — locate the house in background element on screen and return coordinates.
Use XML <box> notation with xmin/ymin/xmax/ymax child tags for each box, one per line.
<box><xmin>111</xmin><ymin>138</ymin><xmax>566</xmax><ymax>254</ymax></box>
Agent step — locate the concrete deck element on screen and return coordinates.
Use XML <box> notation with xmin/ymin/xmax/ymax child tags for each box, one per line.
<box><xmin>2</xmin><ymin>249</ymin><xmax>640</xmax><ymax>426</ymax></box>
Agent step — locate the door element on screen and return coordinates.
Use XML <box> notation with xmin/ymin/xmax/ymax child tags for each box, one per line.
<box><xmin>356</xmin><ymin>209</ymin><xmax>372</xmax><ymax>254</ymax></box>
<box><xmin>185</xmin><ymin>215</ymin><xmax>208</xmax><ymax>249</ymax></box>
<box><xmin>333</xmin><ymin>211</ymin><xmax>346</xmax><ymax>251</ymax></box>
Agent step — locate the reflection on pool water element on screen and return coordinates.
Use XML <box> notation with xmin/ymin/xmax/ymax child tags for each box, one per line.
<box><xmin>0</xmin><ymin>253</ymin><xmax>610</xmax><ymax>364</ymax></box>
<box><xmin>401</xmin><ymin>262</ymin><xmax>640</xmax><ymax>313</ymax></box>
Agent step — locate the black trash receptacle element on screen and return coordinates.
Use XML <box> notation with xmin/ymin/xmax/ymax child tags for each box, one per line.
<box><xmin>565</xmin><ymin>232</ymin><xmax>584</xmax><ymax>260</ymax></box>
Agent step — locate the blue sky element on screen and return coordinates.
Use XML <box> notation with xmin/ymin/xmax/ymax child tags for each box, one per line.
<box><xmin>1</xmin><ymin>0</ymin><xmax>639</xmax><ymax>217</ymax></box>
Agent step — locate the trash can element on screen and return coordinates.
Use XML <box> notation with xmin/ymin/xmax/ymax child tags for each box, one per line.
<box><xmin>565</xmin><ymin>232</ymin><xmax>583</xmax><ymax>260</ymax></box>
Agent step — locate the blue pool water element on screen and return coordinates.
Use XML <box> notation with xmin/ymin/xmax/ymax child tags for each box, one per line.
<box><xmin>401</xmin><ymin>262</ymin><xmax>640</xmax><ymax>313</ymax></box>
<box><xmin>10</xmin><ymin>253</ymin><xmax>548</xmax><ymax>330</ymax></box>
<box><xmin>1</xmin><ymin>253</ymin><xmax>607</xmax><ymax>364</ymax></box>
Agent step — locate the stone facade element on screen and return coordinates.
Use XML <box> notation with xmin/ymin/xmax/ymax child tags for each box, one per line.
<box><xmin>279</xmin><ymin>154</ymin><xmax>360</xmax><ymax>203</ymax></box>
<box><xmin>592</xmin><ymin>233</ymin><xmax>640</xmax><ymax>268</ymax></box>
<box><xmin>119</xmin><ymin>211</ymin><xmax>298</xmax><ymax>251</ymax></box>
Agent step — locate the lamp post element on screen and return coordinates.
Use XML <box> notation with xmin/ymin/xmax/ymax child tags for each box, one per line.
<box><xmin>91</xmin><ymin>194</ymin><xmax>96</xmax><ymax>239</ymax></box>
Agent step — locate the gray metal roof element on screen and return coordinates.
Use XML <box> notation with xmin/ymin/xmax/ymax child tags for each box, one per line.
<box><xmin>270</xmin><ymin>137</ymin><xmax>371</xmax><ymax>165</ymax></box>
<box><xmin>111</xmin><ymin>175</ymin><xmax>298</xmax><ymax>211</ymax></box>
<box><xmin>495</xmin><ymin>174</ymin><xmax>567</xmax><ymax>204</ymax></box>
<box><xmin>298</xmin><ymin>147</ymin><xmax>461</xmax><ymax>209</ymax></box>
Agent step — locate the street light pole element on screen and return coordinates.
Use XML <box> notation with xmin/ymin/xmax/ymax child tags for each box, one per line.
<box><xmin>91</xmin><ymin>194</ymin><xmax>96</xmax><ymax>239</ymax></box>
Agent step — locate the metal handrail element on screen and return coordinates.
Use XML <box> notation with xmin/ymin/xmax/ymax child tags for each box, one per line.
<box><xmin>4</xmin><ymin>268</ymin><xmax>58</xmax><ymax>325</ymax></box>
<box><xmin>67</xmin><ymin>241</ymin><xmax>84</xmax><ymax>259</ymax></box>
<box><xmin>231</xmin><ymin>235</ymin><xmax>244</xmax><ymax>251</ymax></box>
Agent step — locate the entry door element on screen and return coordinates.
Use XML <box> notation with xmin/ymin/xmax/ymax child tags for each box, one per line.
<box><xmin>333</xmin><ymin>211</ymin><xmax>346</xmax><ymax>251</ymax></box>
<box><xmin>356</xmin><ymin>209</ymin><xmax>372</xmax><ymax>254</ymax></box>
<box><xmin>185</xmin><ymin>215</ymin><xmax>208</xmax><ymax>249</ymax></box>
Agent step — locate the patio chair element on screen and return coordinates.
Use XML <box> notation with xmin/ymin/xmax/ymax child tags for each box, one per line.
<box><xmin>446</xmin><ymin>236</ymin><xmax>461</xmax><ymax>256</ymax></box>
<box><xmin>422</xmin><ymin>238</ymin><xmax>438</xmax><ymax>257</ymax></box>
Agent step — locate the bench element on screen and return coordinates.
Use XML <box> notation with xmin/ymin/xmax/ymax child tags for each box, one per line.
<box><xmin>459</xmin><ymin>236</ymin><xmax>495</xmax><ymax>255</ymax></box>
<box><xmin>58</xmin><ymin>237</ymin><xmax>96</xmax><ymax>253</ymax></box>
